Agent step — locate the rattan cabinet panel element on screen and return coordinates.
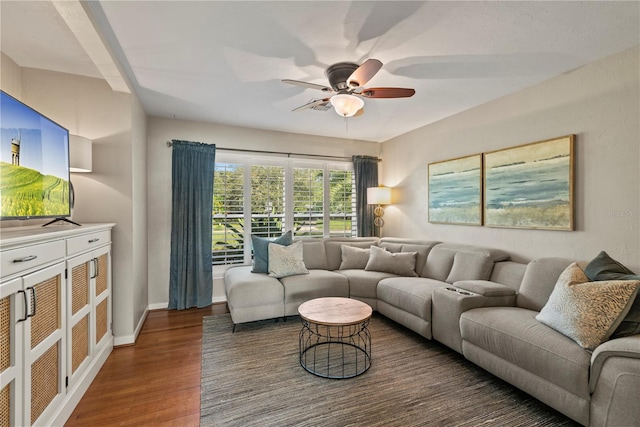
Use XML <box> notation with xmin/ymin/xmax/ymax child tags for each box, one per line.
<box><xmin>22</xmin><ymin>263</ymin><xmax>66</xmax><ymax>427</ymax></box>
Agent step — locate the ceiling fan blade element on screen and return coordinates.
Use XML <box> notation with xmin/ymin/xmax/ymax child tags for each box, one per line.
<box><xmin>359</xmin><ymin>87</ymin><xmax>416</xmax><ymax>98</ymax></box>
<box><xmin>292</xmin><ymin>98</ymin><xmax>331</xmax><ymax>112</ymax></box>
<box><xmin>282</xmin><ymin>79</ymin><xmax>333</xmax><ymax>92</ymax></box>
<box><xmin>346</xmin><ymin>59</ymin><xmax>382</xmax><ymax>88</ymax></box>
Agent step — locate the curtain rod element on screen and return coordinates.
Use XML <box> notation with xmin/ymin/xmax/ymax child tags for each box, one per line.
<box><xmin>166</xmin><ymin>141</ymin><xmax>379</xmax><ymax>161</ymax></box>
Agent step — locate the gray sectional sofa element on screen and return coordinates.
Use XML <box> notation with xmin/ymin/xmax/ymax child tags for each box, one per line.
<box><xmin>223</xmin><ymin>237</ymin><xmax>640</xmax><ymax>426</ymax></box>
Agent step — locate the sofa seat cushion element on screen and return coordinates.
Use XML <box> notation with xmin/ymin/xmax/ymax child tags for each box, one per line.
<box><xmin>377</xmin><ymin>277</ymin><xmax>449</xmax><ymax>320</ymax></box>
<box><xmin>338</xmin><ymin>269</ymin><xmax>397</xmax><ymax>299</ymax></box>
<box><xmin>224</xmin><ymin>266</ymin><xmax>284</xmax><ymax>308</ymax></box>
<box><xmin>281</xmin><ymin>269</ymin><xmax>349</xmax><ymax>315</ymax></box>
<box><xmin>460</xmin><ymin>307</ymin><xmax>591</xmax><ymax>399</ymax></box>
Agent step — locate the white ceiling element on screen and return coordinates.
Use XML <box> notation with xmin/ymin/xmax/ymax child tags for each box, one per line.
<box><xmin>2</xmin><ymin>1</ymin><xmax>639</xmax><ymax>143</ymax></box>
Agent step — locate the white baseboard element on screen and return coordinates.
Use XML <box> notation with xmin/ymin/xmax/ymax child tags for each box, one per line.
<box><xmin>147</xmin><ymin>297</ymin><xmax>227</xmax><ymax>311</ymax></box>
<box><xmin>113</xmin><ymin>334</ymin><xmax>135</xmax><ymax>346</ymax></box>
<box><xmin>134</xmin><ymin>308</ymin><xmax>148</xmax><ymax>338</ymax></box>
<box><xmin>113</xmin><ymin>309</ymin><xmax>148</xmax><ymax>346</ymax></box>
<box><xmin>148</xmin><ymin>302</ymin><xmax>168</xmax><ymax>310</ymax></box>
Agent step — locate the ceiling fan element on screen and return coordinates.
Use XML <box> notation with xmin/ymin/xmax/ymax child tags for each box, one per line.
<box><xmin>282</xmin><ymin>59</ymin><xmax>415</xmax><ymax>117</ymax></box>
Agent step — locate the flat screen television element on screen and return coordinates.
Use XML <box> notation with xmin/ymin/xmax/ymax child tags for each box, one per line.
<box><xmin>1</xmin><ymin>90</ymin><xmax>72</xmax><ymax>222</ymax></box>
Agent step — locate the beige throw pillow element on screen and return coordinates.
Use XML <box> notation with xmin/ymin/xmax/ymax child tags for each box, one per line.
<box><xmin>535</xmin><ymin>263</ymin><xmax>640</xmax><ymax>350</ymax></box>
<box><xmin>365</xmin><ymin>245</ymin><xmax>418</xmax><ymax>277</ymax></box>
<box><xmin>268</xmin><ymin>241</ymin><xmax>309</xmax><ymax>278</ymax></box>
<box><xmin>339</xmin><ymin>245</ymin><xmax>372</xmax><ymax>270</ymax></box>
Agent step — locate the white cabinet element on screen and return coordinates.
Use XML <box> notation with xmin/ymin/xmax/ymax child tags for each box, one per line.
<box><xmin>0</xmin><ymin>223</ymin><xmax>114</xmax><ymax>427</ymax></box>
<box><xmin>66</xmin><ymin>242</ymin><xmax>111</xmax><ymax>389</ymax></box>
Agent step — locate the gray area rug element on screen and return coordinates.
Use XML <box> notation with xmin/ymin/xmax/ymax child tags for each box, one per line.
<box><xmin>201</xmin><ymin>313</ymin><xmax>579</xmax><ymax>427</ymax></box>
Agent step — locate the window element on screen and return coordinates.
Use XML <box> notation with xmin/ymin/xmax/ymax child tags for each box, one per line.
<box><xmin>212</xmin><ymin>155</ymin><xmax>356</xmax><ymax>266</ymax></box>
<box><xmin>212</xmin><ymin>163</ymin><xmax>245</xmax><ymax>266</ymax></box>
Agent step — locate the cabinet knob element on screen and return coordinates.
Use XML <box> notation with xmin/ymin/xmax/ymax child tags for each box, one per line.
<box><xmin>88</xmin><ymin>238</ymin><xmax>100</xmax><ymax>243</ymax></box>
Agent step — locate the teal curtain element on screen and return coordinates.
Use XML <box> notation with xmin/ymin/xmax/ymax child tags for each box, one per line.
<box><xmin>169</xmin><ymin>140</ymin><xmax>216</xmax><ymax>310</ymax></box>
<box><xmin>353</xmin><ymin>155</ymin><xmax>379</xmax><ymax>237</ymax></box>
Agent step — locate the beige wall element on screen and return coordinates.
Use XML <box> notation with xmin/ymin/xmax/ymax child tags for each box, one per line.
<box><xmin>0</xmin><ymin>60</ymin><xmax>148</xmax><ymax>343</ymax></box>
<box><xmin>381</xmin><ymin>46</ymin><xmax>640</xmax><ymax>272</ymax></box>
<box><xmin>131</xmin><ymin>94</ymin><xmax>149</xmax><ymax>337</ymax></box>
<box><xmin>146</xmin><ymin>117</ymin><xmax>380</xmax><ymax>305</ymax></box>
<box><xmin>1</xmin><ymin>53</ymin><xmax>21</xmax><ymax>97</ymax></box>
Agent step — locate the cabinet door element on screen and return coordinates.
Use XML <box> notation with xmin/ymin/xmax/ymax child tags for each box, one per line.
<box><xmin>22</xmin><ymin>263</ymin><xmax>66</xmax><ymax>427</ymax></box>
<box><xmin>92</xmin><ymin>246</ymin><xmax>111</xmax><ymax>350</ymax></box>
<box><xmin>66</xmin><ymin>253</ymin><xmax>93</xmax><ymax>389</ymax></box>
<box><xmin>0</xmin><ymin>278</ymin><xmax>25</xmax><ymax>427</ymax></box>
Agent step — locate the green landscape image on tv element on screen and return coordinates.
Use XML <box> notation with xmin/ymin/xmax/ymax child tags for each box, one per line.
<box><xmin>1</xmin><ymin>90</ymin><xmax>71</xmax><ymax>219</ymax></box>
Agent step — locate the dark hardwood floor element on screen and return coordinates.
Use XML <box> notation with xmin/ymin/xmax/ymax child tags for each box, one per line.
<box><xmin>65</xmin><ymin>304</ymin><xmax>229</xmax><ymax>426</ymax></box>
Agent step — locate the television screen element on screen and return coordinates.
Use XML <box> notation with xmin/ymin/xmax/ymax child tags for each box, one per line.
<box><xmin>0</xmin><ymin>90</ymin><xmax>71</xmax><ymax>220</ymax></box>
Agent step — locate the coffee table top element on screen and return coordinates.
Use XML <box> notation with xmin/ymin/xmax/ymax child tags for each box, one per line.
<box><xmin>298</xmin><ymin>297</ymin><xmax>372</xmax><ymax>326</ymax></box>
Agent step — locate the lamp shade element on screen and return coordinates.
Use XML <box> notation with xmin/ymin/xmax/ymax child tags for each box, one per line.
<box><xmin>367</xmin><ymin>186</ymin><xmax>392</xmax><ymax>205</ymax></box>
<box><xmin>330</xmin><ymin>94</ymin><xmax>364</xmax><ymax>117</ymax></box>
<box><xmin>69</xmin><ymin>134</ymin><xmax>92</xmax><ymax>172</ymax></box>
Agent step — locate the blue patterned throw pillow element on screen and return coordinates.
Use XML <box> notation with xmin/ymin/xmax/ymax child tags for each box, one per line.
<box><xmin>251</xmin><ymin>230</ymin><xmax>292</xmax><ymax>273</ymax></box>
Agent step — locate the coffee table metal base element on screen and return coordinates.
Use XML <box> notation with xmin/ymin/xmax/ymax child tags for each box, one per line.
<box><xmin>299</xmin><ymin>319</ymin><xmax>371</xmax><ymax>379</ymax></box>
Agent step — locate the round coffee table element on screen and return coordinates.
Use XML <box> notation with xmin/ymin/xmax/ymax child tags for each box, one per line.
<box><xmin>298</xmin><ymin>297</ymin><xmax>372</xmax><ymax>379</ymax></box>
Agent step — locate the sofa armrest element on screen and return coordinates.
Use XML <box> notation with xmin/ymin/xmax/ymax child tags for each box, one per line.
<box><xmin>432</xmin><ymin>283</ymin><xmax>516</xmax><ymax>354</ymax></box>
<box><xmin>590</xmin><ymin>334</ymin><xmax>640</xmax><ymax>392</ymax></box>
<box><xmin>453</xmin><ymin>280</ymin><xmax>517</xmax><ymax>298</ymax></box>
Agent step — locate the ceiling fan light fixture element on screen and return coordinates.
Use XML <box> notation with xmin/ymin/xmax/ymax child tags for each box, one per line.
<box><xmin>330</xmin><ymin>94</ymin><xmax>364</xmax><ymax>117</ymax></box>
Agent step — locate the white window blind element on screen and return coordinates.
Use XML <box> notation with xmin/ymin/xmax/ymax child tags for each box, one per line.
<box><xmin>293</xmin><ymin>167</ymin><xmax>324</xmax><ymax>238</ymax></box>
<box><xmin>329</xmin><ymin>169</ymin><xmax>356</xmax><ymax>237</ymax></box>
<box><xmin>250</xmin><ymin>165</ymin><xmax>286</xmax><ymax>238</ymax></box>
<box><xmin>212</xmin><ymin>163</ymin><xmax>245</xmax><ymax>266</ymax></box>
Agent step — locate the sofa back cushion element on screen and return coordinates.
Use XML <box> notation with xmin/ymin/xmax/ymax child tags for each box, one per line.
<box><xmin>516</xmin><ymin>257</ymin><xmax>574</xmax><ymax>311</ymax></box>
<box><xmin>324</xmin><ymin>238</ymin><xmax>379</xmax><ymax>271</ymax></box>
<box><xmin>489</xmin><ymin>261</ymin><xmax>527</xmax><ymax>290</ymax></box>
<box><xmin>421</xmin><ymin>243</ymin><xmax>510</xmax><ymax>282</ymax></box>
<box><xmin>378</xmin><ymin>238</ymin><xmax>438</xmax><ymax>276</ymax></box>
<box><xmin>299</xmin><ymin>239</ymin><xmax>329</xmax><ymax>270</ymax></box>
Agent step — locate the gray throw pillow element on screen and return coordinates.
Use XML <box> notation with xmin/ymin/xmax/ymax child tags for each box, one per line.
<box><xmin>268</xmin><ymin>241</ymin><xmax>309</xmax><ymax>278</ymax></box>
<box><xmin>584</xmin><ymin>251</ymin><xmax>640</xmax><ymax>338</ymax></box>
<box><xmin>535</xmin><ymin>263</ymin><xmax>640</xmax><ymax>350</ymax></box>
<box><xmin>251</xmin><ymin>230</ymin><xmax>292</xmax><ymax>273</ymax></box>
<box><xmin>365</xmin><ymin>245</ymin><xmax>418</xmax><ymax>277</ymax></box>
<box><xmin>446</xmin><ymin>252</ymin><xmax>494</xmax><ymax>284</ymax></box>
<box><xmin>339</xmin><ymin>245</ymin><xmax>372</xmax><ymax>270</ymax></box>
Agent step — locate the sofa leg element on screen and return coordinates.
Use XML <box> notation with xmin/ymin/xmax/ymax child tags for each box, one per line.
<box><xmin>232</xmin><ymin>323</ymin><xmax>237</xmax><ymax>333</ymax></box>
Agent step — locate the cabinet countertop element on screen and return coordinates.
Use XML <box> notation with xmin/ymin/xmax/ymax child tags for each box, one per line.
<box><xmin>0</xmin><ymin>223</ymin><xmax>116</xmax><ymax>249</ymax></box>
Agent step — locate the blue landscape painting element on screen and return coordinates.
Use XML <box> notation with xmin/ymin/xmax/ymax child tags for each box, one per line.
<box><xmin>484</xmin><ymin>136</ymin><xmax>574</xmax><ymax>230</ymax></box>
<box><xmin>428</xmin><ymin>154</ymin><xmax>482</xmax><ymax>225</ymax></box>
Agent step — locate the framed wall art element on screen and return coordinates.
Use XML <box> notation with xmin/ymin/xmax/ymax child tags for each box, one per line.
<box><xmin>483</xmin><ymin>135</ymin><xmax>575</xmax><ymax>230</ymax></box>
<box><xmin>428</xmin><ymin>154</ymin><xmax>482</xmax><ymax>226</ymax></box>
